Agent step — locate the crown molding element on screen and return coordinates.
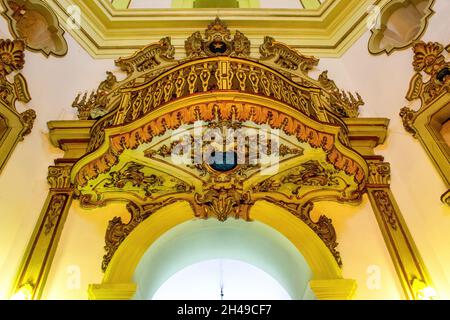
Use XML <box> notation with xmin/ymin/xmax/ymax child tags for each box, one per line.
<box><xmin>46</xmin><ymin>0</ymin><xmax>388</xmax><ymax>58</ymax></box>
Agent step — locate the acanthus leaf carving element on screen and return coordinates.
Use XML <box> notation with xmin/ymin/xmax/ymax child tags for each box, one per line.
<box><xmin>259</xmin><ymin>36</ymin><xmax>319</xmax><ymax>74</ymax></box>
<box><xmin>371</xmin><ymin>190</ymin><xmax>398</xmax><ymax>230</ymax></box>
<box><xmin>405</xmin><ymin>41</ymin><xmax>450</xmax><ymax>110</ymax></box>
<box><xmin>43</xmin><ymin>194</ymin><xmax>67</xmax><ymax>235</ymax></box>
<box><xmin>47</xmin><ymin>166</ymin><xmax>72</xmax><ymax>189</ymax></box>
<box><xmin>102</xmin><ymin>199</ymin><xmax>178</xmax><ymax>272</ymax></box>
<box><xmin>115</xmin><ymin>37</ymin><xmax>175</xmax><ymax>76</ymax></box>
<box><xmin>2</xmin><ymin>0</ymin><xmax>68</xmax><ymax>57</ymax></box>
<box><xmin>0</xmin><ymin>38</ymin><xmax>35</xmax><ymax>173</ymax></box>
<box><xmin>318</xmin><ymin>70</ymin><xmax>364</xmax><ymax>118</ymax></box>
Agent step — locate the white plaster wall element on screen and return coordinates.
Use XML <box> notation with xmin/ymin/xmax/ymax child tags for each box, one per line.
<box><xmin>0</xmin><ymin>16</ymin><xmax>117</xmax><ymax>299</ymax></box>
<box><xmin>0</xmin><ymin>0</ymin><xmax>449</xmax><ymax>301</ymax></box>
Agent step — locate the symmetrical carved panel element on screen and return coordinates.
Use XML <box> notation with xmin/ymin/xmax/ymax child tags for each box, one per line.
<box><xmin>1</xmin><ymin>0</ymin><xmax>68</xmax><ymax>57</ymax></box>
<box><xmin>185</xmin><ymin>17</ymin><xmax>251</xmax><ymax>59</ymax></box>
<box><xmin>400</xmin><ymin>41</ymin><xmax>450</xmax><ymax>203</ymax></box>
<box><xmin>67</xmin><ymin>20</ymin><xmax>370</xmax><ymax>273</ymax></box>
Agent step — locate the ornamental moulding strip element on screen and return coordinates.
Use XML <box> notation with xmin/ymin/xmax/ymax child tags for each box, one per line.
<box><xmin>45</xmin><ymin>0</ymin><xmax>389</xmax><ymax>58</ymax></box>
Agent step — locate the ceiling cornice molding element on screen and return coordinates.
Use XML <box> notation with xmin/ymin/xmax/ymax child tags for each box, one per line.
<box><xmin>46</xmin><ymin>0</ymin><xmax>387</xmax><ymax>58</ymax></box>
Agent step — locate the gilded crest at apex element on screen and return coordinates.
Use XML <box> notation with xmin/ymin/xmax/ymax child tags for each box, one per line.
<box><xmin>66</xmin><ymin>18</ymin><xmax>373</xmax><ymax>272</ymax></box>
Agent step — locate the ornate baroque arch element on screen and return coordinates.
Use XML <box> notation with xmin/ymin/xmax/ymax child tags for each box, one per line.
<box><xmin>69</xmin><ymin>19</ymin><xmax>368</xmax><ymax>274</ymax></box>
<box><xmin>12</xmin><ymin>18</ymin><xmax>434</xmax><ymax>300</ymax></box>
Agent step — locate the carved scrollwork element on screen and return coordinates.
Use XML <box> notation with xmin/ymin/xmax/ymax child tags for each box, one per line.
<box><xmin>282</xmin><ymin>160</ymin><xmax>340</xmax><ymax>194</ymax></box>
<box><xmin>185</xmin><ymin>17</ymin><xmax>251</xmax><ymax>59</ymax></box>
<box><xmin>371</xmin><ymin>190</ymin><xmax>398</xmax><ymax>230</ymax></box>
<box><xmin>399</xmin><ymin>106</ymin><xmax>417</xmax><ymax>136</ymax></box>
<box><xmin>405</xmin><ymin>41</ymin><xmax>450</xmax><ymax>108</ymax></box>
<box><xmin>104</xmin><ymin>163</ymin><xmax>164</xmax><ymax>197</ymax></box>
<box><xmin>18</xmin><ymin>108</ymin><xmax>36</xmax><ymax>139</ymax></box>
<box><xmin>267</xmin><ymin>200</ymin><xmax>342</xmax><ymax>267</ymax></box>
<box><xmin>43</xmin><ymin>194</ymin><xmax>67</xmax><ymax>235</ymax></box>
<box><xmin>102</xmin><ymin>162</ymin><xmax>191</xmax><ymax>198</ymax></box>
<box><xmin>367</xmin><ymin>162</ymin><xmax>391</xmax><ymax>187</ymax></box>
<box><xmin>47</xmin><ymin>166</ymin><xmax>72</xmax><ymax>189</ymax></box>
<box><xmin>318</xmin><ymin>71</ymin><xmax>364</xmax><ymax>118</ymax></box>
<box><xmin>102</xmin><ymin>199</ymin><xmax>178</xmax><ymax>271</ymax></box>
<box><xmin>116</xmin><ymin>37</ymin><xmax>175</xmax><ymax>75</ymax></box>
<box><xmin>259</xmin><ymin>36</ymin><xmax>319</xmax><ymax>74</ymax></box>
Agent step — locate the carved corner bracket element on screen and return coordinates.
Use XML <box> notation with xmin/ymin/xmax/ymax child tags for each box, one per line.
<box><xmin>0</xmin><ymin>38</ymin><xmax>35</xmax><ymax>174</ymax></box>
<box><xmin>1</xmin><ymin>0</ymin><xmax>68</xmax><ymax>57</ymax></box>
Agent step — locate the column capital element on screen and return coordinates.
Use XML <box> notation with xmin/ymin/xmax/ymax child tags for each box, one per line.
<box><xmin>367</xmin><ymin>160</ymin><xmax>391</xmax><ymax>187</ymax></box>
<box><xmin>47</xmin><ymin>165</ymin><xmax>72</xmax><ymax>189</ymax></box>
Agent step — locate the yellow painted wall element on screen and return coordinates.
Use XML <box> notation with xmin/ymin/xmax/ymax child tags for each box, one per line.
<box><xmin>0</xmin><ymin>0</ymin><xmax>449</xmax><ymax>300</ymax></box>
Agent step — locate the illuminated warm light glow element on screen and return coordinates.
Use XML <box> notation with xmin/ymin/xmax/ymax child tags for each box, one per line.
<box><xmin>418</xmin><ymin>286</ymin><xmax>437</xmax><ymax>300</ymax></box>
<box><xmin>152</xmin><ymin>259</ymin><xmax>292</xmax><ymax>300</ymax></box>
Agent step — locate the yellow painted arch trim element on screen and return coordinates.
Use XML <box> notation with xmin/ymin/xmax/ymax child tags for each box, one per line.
<box><xmin>102</xmin><ymin>199</ymin><xmax>343</xmax><ymax>285</ymax></box>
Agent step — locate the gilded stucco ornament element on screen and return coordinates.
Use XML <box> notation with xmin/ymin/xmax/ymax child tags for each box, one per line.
<box><xmin>318</xmin><ymin>71</ymin><xmax>364</xmax><ymax>118</ymax></box>
<box><xmin>259</xmin><ymin>36</ymin><xmax>319</xmax><ymax>73</ymax></box>
<box><xmin>185</xmin><ymin>17</ymin><xmax>251</xmax><ymax>59</ymax></box>
<box><xmin>368</xmin><ymin>0</ymin><xmax>434</xmax><ymax>55</ymax></box>
<box><xmin>66</xmin><ymin>20</ymin><xmax>371</xmax><ymax>272</ymax></box>
<box><xmin>405</xmin><ymin>41</ymin><xmax>449</xmax><ymax>106</ymax></box>
<box><xmin>115</xmin><ymin>37</ymin><xmax>175</xmax><ymax>75</ymax></box>
<box><xmin>1</xmin><ymin>0</ymin><xmax>68</xmax><ymax>57</ymax></box>
<box><xmin>400</xmin><ymin>41</ymin><xmax>450</xmax><ymax>202</ymax></box>
<box><xmin>0</xmin><ymin>38</ymin><xmax>35</xmax><ymax>174</ymax></box>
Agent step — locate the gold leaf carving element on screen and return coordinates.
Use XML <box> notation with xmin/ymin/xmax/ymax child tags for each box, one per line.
<box><xmin>259</xmin><ymin>36</ymin><xmax>319</xmax><ymax>73</ymax></box>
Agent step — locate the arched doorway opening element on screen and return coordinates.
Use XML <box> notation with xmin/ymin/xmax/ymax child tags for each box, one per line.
<box><xmin>152</xmin><ymin>259</ymin><xmax>291</xmax><ymax>300</ymax></box>
<box><xmin>88</xmin><ymin>201</ymin><xmax>356</xmax><ymax>300</ymax></box>
<box><xmin>131</xmin><ymin>218</ymin><xmax>313</xmax><ymax>300</ymax></box>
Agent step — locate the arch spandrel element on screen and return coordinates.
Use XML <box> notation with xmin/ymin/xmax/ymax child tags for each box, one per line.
<box><xmin>67</xmin><ymin>18</ymin><xmax>369</xmax><ymax>279</ymax></box>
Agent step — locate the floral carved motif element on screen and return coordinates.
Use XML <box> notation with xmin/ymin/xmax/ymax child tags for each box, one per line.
<box><xmin>319</xmin><ymin>71</ymin><xmax>364</xmax><ymax>118</ymax></box>
<box><xmin>0</xmin><ymin>38</ymin><xmax>35</xmax><ymax>174</ymax></box>
<box><xmin>43</xmin><ymin>194</ymin><xmax>67</xmax><ymax>235</ymax></box>
<box><xmin>371</xmin><ymin>190</ymin><xmax>398</xmax><ymax>230</ymax></box>
<box><xmin>401</xmin><ymin>41</ymin><xmax>450</xmax><ymax>133</ymax></box>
